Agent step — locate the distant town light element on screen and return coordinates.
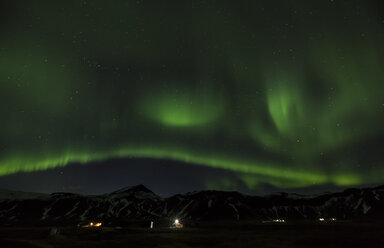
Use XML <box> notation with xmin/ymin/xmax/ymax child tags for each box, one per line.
<box><xmin>330</xmin><ymin>218</ymin><xmax>336</xmax><ymax>221</ymax></box>
<box><xmin>273</xmin><ymin>219</ymin><xmax>285</xmax><ymax>223</ymax></box>
<box><xmin>79</xmin><ymin>222</ymin><xmax>103</xmax><ymax>228</ymax></box>
<box><xmin>319</xmin><ymin>218</ymin><xmax>325</xmax><ymax>222</ymax></box>
<box><xmin>171</xmin><ymin>219</ymin><xmax>183</xmax><ymax>228</ymax></box>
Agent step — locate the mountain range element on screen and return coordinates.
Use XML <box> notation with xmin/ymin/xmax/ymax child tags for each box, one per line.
<box><xmin>0</xmin><ymin>184</ymin><xmax>383</xmax><ymax>225</ymax></box>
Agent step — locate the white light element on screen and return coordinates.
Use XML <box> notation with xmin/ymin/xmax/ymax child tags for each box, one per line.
<box><xmin>319</xmin><ymin>218</ymin><xmax>325</xmax><ymax>221</ymax></box>
<box><xmin>272</xmin><ymin>219</ymin><xmax>285</xmax><ymax>223</ymax></box>
<box><xmin>175</xmin><ymin>219</ymin><xmax>179</xmax><ymax>224</ymax></box>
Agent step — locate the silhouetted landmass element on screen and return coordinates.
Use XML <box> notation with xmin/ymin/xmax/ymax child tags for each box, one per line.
<box><xmin>0</xmin><ymin>184</ymin><xmax>383</xmax><ymax>226</ymax></box>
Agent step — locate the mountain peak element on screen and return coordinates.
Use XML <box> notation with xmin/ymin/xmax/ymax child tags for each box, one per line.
<box><xmin>110</xmin><ymin>184</ymin><xmax>154</xmax><ymax>195</ymax></box>
<box><xmin>0</xmin><ymin>184</ymin><xmax>383</xmax><ymax>224</ymax></box>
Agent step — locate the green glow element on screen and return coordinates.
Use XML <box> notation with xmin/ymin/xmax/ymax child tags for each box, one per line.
<box><xmin>266</xmin><ymin>71</ymin><xmax>306</xmax><ymax>137</ymax></box>
<box><xmin>0</xmin><ymin>144</ymin><xmax>368</xmax><ymax>188</ymax></box>
<box><xmin>138</xmin><ymin>86</ymin><xmax>224</xmax><ymax>127</ymax></box>
<box><xmin>1</xmin><ymin>1</ymin><xmax>384</xmax><ymax>192</ymax></box>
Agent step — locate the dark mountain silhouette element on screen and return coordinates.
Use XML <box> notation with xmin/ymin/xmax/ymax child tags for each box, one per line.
<box><xmin>0</xmin><ymin>185</ymin><xmax>383</xmax><ymax>225</ymax></box>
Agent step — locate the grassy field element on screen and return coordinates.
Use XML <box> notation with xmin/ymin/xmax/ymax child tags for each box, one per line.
<box><xmin>0</xmin><ymin>221</ymin><xmax>383</xmax><ymax>248</ymax></box>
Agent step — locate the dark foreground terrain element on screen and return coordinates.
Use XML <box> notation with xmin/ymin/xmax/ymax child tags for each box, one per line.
<box><xmin>0</xmin><ymin>221</ymin><xmax>383</xmax><ymax>248</ymax></box>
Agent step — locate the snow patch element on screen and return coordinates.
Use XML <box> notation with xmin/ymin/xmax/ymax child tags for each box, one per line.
<box><xmin>362</xmin><ymin>202</ymin><xmax>372</xmax><ymax>214</ymax></box>
<box><xmin>65</xmin><ymin>201</ymin><xmax>80</xmax><ymax>216</ymax></box>
<box><xmin>178</xmin><ymin>200</ymin><xmax>194</xmax><ymax>216</ymax></box>
<box><xmin>228</xmin><ymin>203</ymin><xmax>239</xmax><ymax>220</ymax></box>
<box><xmin>41</xmin><ymin>207</ymin><xmax>51</xmax><ymax>220</ymax></box>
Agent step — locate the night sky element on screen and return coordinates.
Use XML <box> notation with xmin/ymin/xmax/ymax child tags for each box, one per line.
<box><xmin>1</xmin><ymin>0</ymin><xmax>384</xmax><ymax>196</ymax></box>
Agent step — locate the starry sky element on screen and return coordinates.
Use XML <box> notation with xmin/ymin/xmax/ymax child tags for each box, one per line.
<box><xmin>1</xmin><ymin>0</ymin><xmax>384</xmax><ymax>196</ymax></box>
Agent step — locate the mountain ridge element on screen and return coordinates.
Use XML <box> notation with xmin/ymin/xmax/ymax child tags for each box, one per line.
<box><xmin>0</xmin><ymin>184</ymin><xmax>383</xmax><ymax>225</ymax></box>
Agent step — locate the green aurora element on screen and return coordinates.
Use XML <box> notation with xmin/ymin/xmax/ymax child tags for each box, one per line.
<box><xmin>1</xmin><ymin>0</ymin><xmax>384</xmax><ymax>191</ymax></box>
